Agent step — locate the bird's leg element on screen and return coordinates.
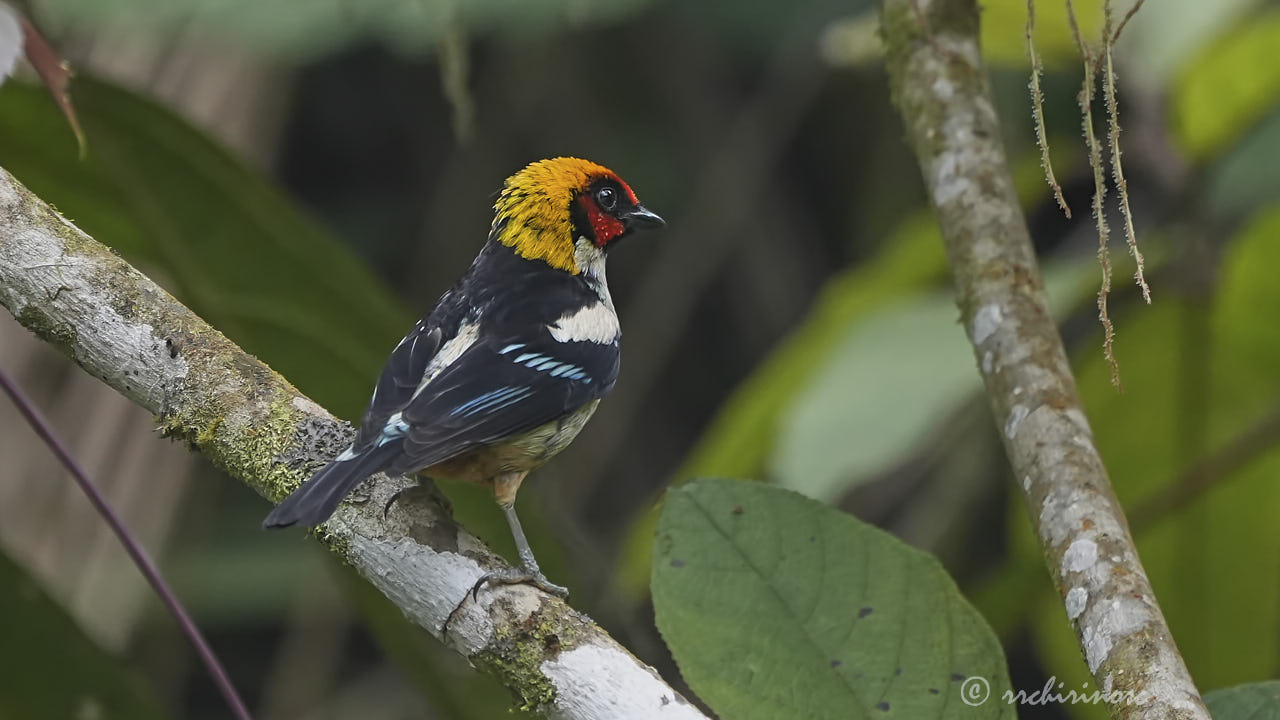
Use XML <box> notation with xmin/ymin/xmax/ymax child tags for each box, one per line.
<box><xmin>444</xmin><ymin>503</ymin><xmax>567</xmax><ymax>638</ymax></box>
<box><xmin>469</xmin><ymin>473</ymin><xmax>567</xmax><ymax>598</ymax></box>
<box><xmin>442</xmin><ymin>477</ymin><xmax>567</xmax><ymax>639</ymax></box>
<box><xmin>466</xmin><ymin>502</ymin><xmax>569</xmax><ymax>600</ymax></box>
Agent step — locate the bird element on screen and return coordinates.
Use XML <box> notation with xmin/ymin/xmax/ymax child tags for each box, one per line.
<box><xmin>263</xmin><ymin>157</ymin><xmax>663</xmax><ymax>598</ymax></box>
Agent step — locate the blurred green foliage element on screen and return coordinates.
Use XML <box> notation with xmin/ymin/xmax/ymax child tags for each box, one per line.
<box><xmin>30</xmin><ymin>0</ymin><xmax>656</xmax><ymax>59</ymax></box>
<box><xmin>1173</xmin><ymin>8</ymin><xmax>1280</xmax><ymax>161</ymax></box>
<box><xmin>3</xmin><ymin>0</ymin><xmax>1280</xmax><ymax>716</ymax></box>
<box><xmin>978</xmin><ymin>0</ymin><xmax>1100</xmax><ymax>68</ymax></box>
<box><xmin>0</xmin><ymin>551</ymin><xmax>170</xmax><ymax>720</ymax></box>
<box><xmin>680</xmin><ymin>213</ymin><xmax>947</xmax><ymax>486</ymax></box>
<box><xmin>0</xmin><ymin>76</ymin><xmax>406</xmax><ymax>418</ymax></box>
<box><xmin>1204</xmin><ymin>109</ymin><xmax>1280</xmax><ymax>221</ymax></box>
<box><xmin>769</xmin><ymin>258</ymin><xmax>1096</xmax><ymax>503</ymax></box>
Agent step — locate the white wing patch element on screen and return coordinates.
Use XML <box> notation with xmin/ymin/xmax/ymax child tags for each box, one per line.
<box><xmin>411</xmin><ymin>319</ymin><xmax>479</xmax><ymax>399</ymax></box>
<box><xmin>548</xmin><ymin>302</ymin><xmax>619</xmax><ymax>345</ymax></box>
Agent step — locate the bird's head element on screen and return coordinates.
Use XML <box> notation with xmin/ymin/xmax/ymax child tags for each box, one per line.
<box><xmin>490</xmin><ymin>157</ymin><xmax>664</xmax><ymax>276</ymax></box>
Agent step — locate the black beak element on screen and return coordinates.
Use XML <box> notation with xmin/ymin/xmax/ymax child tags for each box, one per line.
<box><xmin>622</xmin><ymin>205</ymin><xmax>665</xmax><ymax>229</ymax></box>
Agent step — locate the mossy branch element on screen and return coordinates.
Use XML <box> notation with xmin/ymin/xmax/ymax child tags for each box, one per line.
<box><xmin>877</xmin><ymin>0</ymin><xmax>1208</xmax><ymax>717</ymax></box>
<box><xmin>0</xmin><ymin>167</ymin><xmax>706</xmax><ymax>720</ymax></box>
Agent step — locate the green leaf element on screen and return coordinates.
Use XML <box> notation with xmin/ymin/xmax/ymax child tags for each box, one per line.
<box><xmin>1206</xmin><ymin>681</ymin><xmax>1280</xmax><ymax>720</ymax></box>
<box><xmin>652</xmin><ymin>478</ymin><xmax>1013</xmax><ymax>720</ymax></box>
<box><xmin>0</xmin><ymin>550</ymin><xmax>171</xmax><ymax>720</ymax></box>
<box><xmin>0</xmin><ymin>76</ymin><xmax>408</xmax><ymax>418</ymax></box>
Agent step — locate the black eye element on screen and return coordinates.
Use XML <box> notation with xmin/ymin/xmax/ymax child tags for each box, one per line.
<box><xmin>596</xmin><ymin>186</ymin><xmax>617</xmax><ymax>211</ymax></box>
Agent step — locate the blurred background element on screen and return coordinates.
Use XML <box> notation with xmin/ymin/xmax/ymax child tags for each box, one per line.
<box><xmin>0</xmin><ymin>0</ymin><xmax>1278</xmax><ymax>718</ymax></box>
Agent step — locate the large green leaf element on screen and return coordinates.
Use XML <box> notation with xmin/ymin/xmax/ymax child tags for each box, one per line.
<box><xmin>652</xmin><ymin>478</ymin><xmax>1013</xmax><ymax>720</ymax></box>
<box><xmin>1206</xmin><ymin>682</ymin><xmax>1280</xmax><ymax>720</ymax></box>
<box><xmin>0</xmin><ymin>76</ymin><xmax>407</xmax><ymax>417</ymax></box>
<box><xmin>0</xmin><ymin>550</ymin><xmax>171</xmax><ymax>720</ymax></box>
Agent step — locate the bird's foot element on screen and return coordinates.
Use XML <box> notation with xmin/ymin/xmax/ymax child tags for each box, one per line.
<box><xmin>468</xmin><ymin>566</ymin><xmax>569</xmax><ymax>601</ymax></box>
<box><xmin>440</xmin><ymin>566</ymin><xmax>568</xmax><ymax>640</ymax></box>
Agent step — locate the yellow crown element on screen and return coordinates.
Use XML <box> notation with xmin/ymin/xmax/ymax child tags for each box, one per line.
<box><xmin>492</xmin><ymin>157</ymin><xmax>618</xmax><ymax>274</ymax></box>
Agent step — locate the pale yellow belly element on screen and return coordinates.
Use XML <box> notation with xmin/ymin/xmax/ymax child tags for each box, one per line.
<box><xmin>425</xmin><ymin>399</ymin><xmax>601</xmax><ymax>495</ymax></box>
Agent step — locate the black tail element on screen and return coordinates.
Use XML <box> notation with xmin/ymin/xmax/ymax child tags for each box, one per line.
<box><xmin>263</xmin><ymin>445</ymin><xmax>396</xmax><ymax>529</ymax></box>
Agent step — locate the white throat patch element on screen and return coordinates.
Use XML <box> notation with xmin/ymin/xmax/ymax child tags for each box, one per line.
<box><xmin>573</xmin><ymin>237</ymin><xmax>613</xmax><ymax>309</ymax></box>
<box><xmin>556</xmin><ymin>237</ymin><xmax>619</xmax><ymax>345</ymax></box>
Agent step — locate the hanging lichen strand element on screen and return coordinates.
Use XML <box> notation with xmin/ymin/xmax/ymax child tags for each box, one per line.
<box><xmin>1029</xmin><ymin>0</ymin><xmax>1149</xmax><ymax>388</ymax></box>
<box><xmin>1067</xmin><ymin>0</ymin><xmax>1119</xmax><ymax>387</ymax></box>
<box><xmin>1103</xmin><ymin>0</ymin><xmax>1151</xmax><ymax>304</ymax></box>
<box><xmin>1026</xmin><ymin>0</ymin><xmax>1071</xmax><ymax>219</ymax></box>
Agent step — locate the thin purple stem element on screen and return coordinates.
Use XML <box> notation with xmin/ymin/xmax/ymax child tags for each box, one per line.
<box><xmin>0</xmin><ymin>365</ymin><xmax>254</xmax><ymax>720</ymax></box>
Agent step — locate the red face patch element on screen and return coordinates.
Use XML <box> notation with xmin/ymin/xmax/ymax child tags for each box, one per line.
<box><xmin>579</xmin><ymin>194</ymin><xmax>627</xmax><ymax>247</ymax></box>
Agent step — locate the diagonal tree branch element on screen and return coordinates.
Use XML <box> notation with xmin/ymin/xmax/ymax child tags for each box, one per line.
<box><xmin>0</xmin><ymin>166</ymin><xmax>706</xmax><ymax>720</ymax></box>
<box><xmin>876</xmin><ymin>0</ymin><xmax>1209</xmax><ymax>717</ymax></box>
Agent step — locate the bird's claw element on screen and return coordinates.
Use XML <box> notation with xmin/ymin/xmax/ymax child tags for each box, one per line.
<box><xmin>440</xmin><ymin>566</ymin><xmax>568</xmax><ymax>640</ymax></box>
<box><xmin>382</xmin><ymin>488</ymin><xmax>407</xmax><ymax>519</ymax></box>
<box><xmin>468</xmin><ymin>567</ymin><xmax>569</xmax><ymax>601</ymax></box>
